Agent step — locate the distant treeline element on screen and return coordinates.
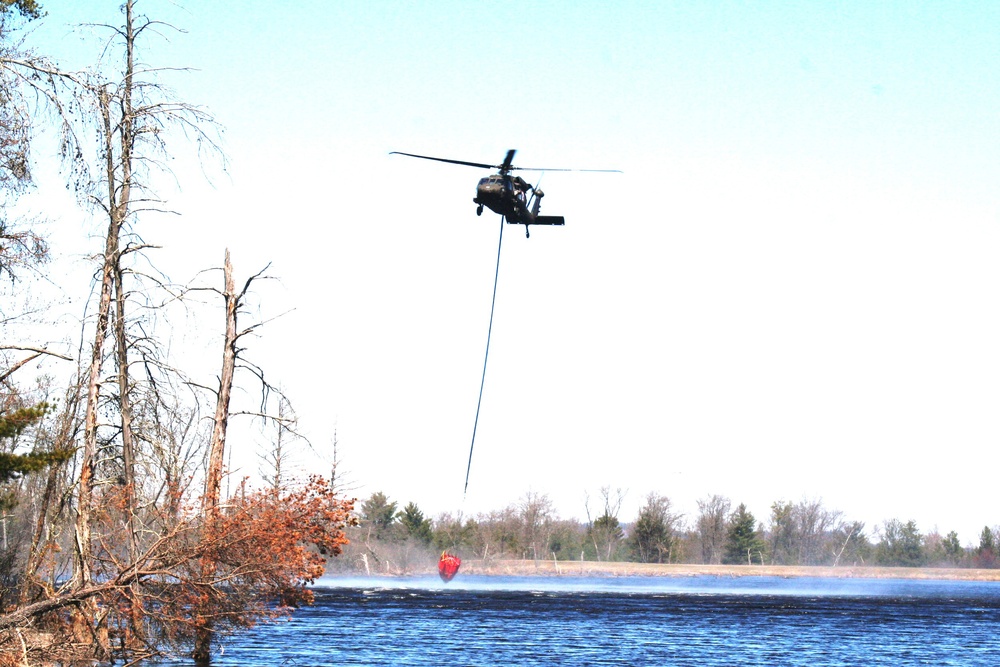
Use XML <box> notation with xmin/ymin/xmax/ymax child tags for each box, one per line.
<box><xmin>329</xmin><ymin>489</ymin><xmax>1000</xmax><ymax>574</ymax></box>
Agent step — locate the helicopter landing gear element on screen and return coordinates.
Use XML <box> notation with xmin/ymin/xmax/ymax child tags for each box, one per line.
<box><xmin>476</xmin><ymin>204</ymin><xmax>483</xmax><ymax>216</ymax></box>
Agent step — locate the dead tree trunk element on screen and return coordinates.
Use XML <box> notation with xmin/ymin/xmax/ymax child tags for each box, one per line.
<box><xmin>74</xmin><ymin>40</ymin><xmax>138</xmax><ymax>655</ymax></box>
<box><xmin>73</xmin><ymin>149</ymin><xmax>122</xmax><ymax>653</ymax></box>
<box><xmin>113</xmin><ymin>0</ymin><xmax>139</xmax><ymax>554</ymax></box>
<box><xmin>192</xmin><ymin>249</ymin><xmax>238</xmax><ymax>664</ymax></box>
<box><xmin>76</xmin><ymin>177</ymin><xmax>119</xmax><ymax>590</ymax></box>
<box><xmin>204</xmin><ymin>250</ymin><xmax>237</xmax><ymax>514</ymax></box>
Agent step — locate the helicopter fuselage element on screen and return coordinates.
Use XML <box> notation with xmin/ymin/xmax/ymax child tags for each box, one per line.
<box><xmin>389</xmin><ymin>149</ymin><xmax>584</xmax><ymax>235</ymax></box>
<box><xmin>474</xmin><ymin>174</ymin><xmax>529</xmax><ymax>221</ymax></box>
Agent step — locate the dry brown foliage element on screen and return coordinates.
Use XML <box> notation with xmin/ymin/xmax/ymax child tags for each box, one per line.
<box><xmin>0</xmin><ymin>476</ymin><xmax>354</xmax><ymax>663</ymax></box>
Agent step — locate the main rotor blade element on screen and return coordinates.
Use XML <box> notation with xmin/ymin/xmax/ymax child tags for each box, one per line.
<box><xmin>499</xmin><ymin>149</ymin><xmax>516</xmax><ymax>173</ymax></box>
<box><xmin>390</xmin><ymin>150</ymin><xmax>623</xmax><ymax>174</ymax></box>
<box><xmin>509</xmin><ymin>166</ymin><xmax>624</xmax><ymax>173</ymax></box>
<box><xmin>389</xmin><ymin>151</ymin><xmax>496</xmax><ymax>170</ymax></box>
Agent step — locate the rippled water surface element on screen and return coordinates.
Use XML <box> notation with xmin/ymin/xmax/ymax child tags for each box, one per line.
<box><xmin>154</xmin><ymin>576</ymin><xmax>1000</xmax><ymax>666</ymax></box>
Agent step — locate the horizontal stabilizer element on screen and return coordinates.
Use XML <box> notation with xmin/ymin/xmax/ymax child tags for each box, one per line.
<box><xmin>531</xmin><ymin>216</ymin><xmax>565</xmax><ymax>226</ymax></box>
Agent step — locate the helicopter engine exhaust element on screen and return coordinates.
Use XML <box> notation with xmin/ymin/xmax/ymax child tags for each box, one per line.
<box><xmin>530</xmin><ymin>187</ymin><xmax>544</xmax><ymax>218</ymax></box>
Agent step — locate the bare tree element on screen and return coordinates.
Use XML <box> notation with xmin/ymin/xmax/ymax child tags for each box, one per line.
<box><xmin>327</xmin><ymin>427</ymin><xmax>358</xmax><ymax>497</ymax></box>
<box><xmin>585</xmin><ymin>486</ymin><xmax>626</xmax><ymax>561</ymax></box>
<box><xmin>1</xmin><ymin>5</ymin><xmax>351</xmax><ymax>664</ymax></box>
<box><xmin>473</xmin><ymin>505</ymin><xmax>521</xmax><ymax>560</ymax></box>
<box><xmin>767</xmin><ymin>497</ymin><xmax>843</xmax><ymax>566</ymax></box>
<box><xmin>695</xmin><ymin>494</ymin><xmax>731</xmax><ymax>565</ymax></box>
<box><xmin>259</xmin><ymin>396</ymin><xmax>300</xmax><ymax>497</ymax></box>
<box><xmin>4</xmin><ymin>6</ymin><xmax>219</xmax><ymax>644</ymax></box>
<box><xmin>0</xmin><ymin>3</ymin><xmax>39</xmax><ymax>244</ymax></box>
<box><xmin>519</xmin><ymin>491</ymin><xmax>553</xmax><ymax>561</ymax></box>
<box><xmin>192</xmin><ymin>250</ymin><xmax>290</xmax><ymax>662</ymax></box>
<box><xmin>0</xmin><ymin>246</ymin><xmax>336</xmax><ymax>664</ymax></box>
<box><xmin>794</xmin><ymin>498</ymin><xmax>840</xmax><ymax>565</ymax></box>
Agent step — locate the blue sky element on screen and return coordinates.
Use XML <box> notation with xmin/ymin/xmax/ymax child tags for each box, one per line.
<box><xmin>18</xmin><ymin>1</ymin><xmax>1000</xmax><ymax>543</ymax></box>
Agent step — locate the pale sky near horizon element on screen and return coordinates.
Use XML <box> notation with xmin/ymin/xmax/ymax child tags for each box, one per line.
<box><xmin>13</xmin><ymin>1</ymin><xmax>1000</xmax><ymax>545</ymax></box>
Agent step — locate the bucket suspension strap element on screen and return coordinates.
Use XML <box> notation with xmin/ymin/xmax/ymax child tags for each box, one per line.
<box><xmin>464</xmin><ymin>215</ymin><xmax>505</xmax><ymax>498</ymax></box>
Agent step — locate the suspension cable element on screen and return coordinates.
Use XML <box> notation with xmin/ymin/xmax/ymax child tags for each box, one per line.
<box><xmin>463</xmin><ymin>215</ymin><xmax>505</xmax><ymax>498</ymax></box>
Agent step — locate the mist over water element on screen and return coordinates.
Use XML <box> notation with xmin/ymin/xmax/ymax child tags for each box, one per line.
<box><xmin>153</xmin><ymin>576</ymin><xmax>1000</xmax><ymax>666</ymax></box>
<box><xmin>315</xmin><ymin>573</ymin><xmax>992</xmax><ymax>597</ymax></box>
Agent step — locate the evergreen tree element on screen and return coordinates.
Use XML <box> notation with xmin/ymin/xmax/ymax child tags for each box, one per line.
<box><xmin>978</xmin><ymin>526</ymin><xmax>996</xmax><ymax>554</ymax></box>
<box><xmin>723</xmin><ymin>503</ymin><xmax>764</xmax><ymax>565</ymax></box>
<box><xmin>399</xmin><ymin>502</ymin><xmax>433</xmax><ymax>546</ymax></box>
<box><xmin>548</xmin><ymin>520</ymin><xmax>586</xmax><ymax>561</ymax></box>
<box><xmin>974</xmin><ymin>526</ymin><xmax>998</xmax><ymax>568</ymax></box>
<box><xmin>0</xmin><ymin>0</ymin><xmax>43</xmax><ymax>19</ymax></box>
<box><xmin>941</xmin><ymin>531</ymin><xmax>965</xmax><ymax>564</ymax></box>
<box><xmin>0</xmin><ymin>403</ymin><xmax>69</xmax><ymax>484</ymax></box>
<box><xmin>361</xmin><ymin>491</ymin><xmax>398</xmax><ymax>540</ymax></box>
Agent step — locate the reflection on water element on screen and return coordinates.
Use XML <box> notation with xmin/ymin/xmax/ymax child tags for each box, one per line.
<box><xmin>151</xmin><ymin>576</ymin><xmax>1000</xmax><ymax>666</ymax></box>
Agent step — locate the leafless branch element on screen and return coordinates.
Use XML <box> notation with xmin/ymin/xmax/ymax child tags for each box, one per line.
<box><xmin>0</xmin><ymin>347</ymin><xmax>74</xmax><ymax>382</ymax></box>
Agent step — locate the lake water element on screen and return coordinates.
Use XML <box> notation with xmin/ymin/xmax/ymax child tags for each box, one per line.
<box><xmin>153</xmin><ymin>575</ymin><xmax>1000</xmax><ymax>666</ymax></box>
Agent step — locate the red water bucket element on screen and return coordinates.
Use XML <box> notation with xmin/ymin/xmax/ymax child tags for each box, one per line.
<box><xmin>438</xmin><ymin>552</ymin><xmax>461</xmax><ymax>582</ymax></box>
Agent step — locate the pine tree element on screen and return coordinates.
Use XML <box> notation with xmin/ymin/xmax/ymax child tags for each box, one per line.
<box><xmin>0</xmin><ymin>403</ymin><xmax>69</xmax><ymax>484</ymax></box>
<box><xmin>0</xmin><ymin>1</ymin><xmax>43</xmax><ymax>19</ymax></box>
<box><xmin>975</xmin><ymin>526</ymin><xmax>998</xmax><ymax>568</ymax></box>
<box><xmin>400</xmin><ymin>502</ymin><xmax>433</xmax><ymax>546</ymax></box>
<box><xmin>941</xmin><ymin>531</ymin><xmax>965</xmax><ymax>565</ymax></box>
<box><xmin>723</xmin><ymin>503</ymin><xmax>764</xmax><ymax>565</ymax></box>
<box><xmin>361</xmin><ymin>491</ymin><xmax>398</xmax><ymax>540</ymax></box>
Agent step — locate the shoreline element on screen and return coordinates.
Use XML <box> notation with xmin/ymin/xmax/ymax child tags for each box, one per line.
<box><xmin>334</xmin><ymin>559</ymin><xmax>1000</xmax><ymax>582</ymax></box>
<box><xmin>467</xmin><ymin>560</ymin><xmax>1000</xmax><ymax>581</ymax></box>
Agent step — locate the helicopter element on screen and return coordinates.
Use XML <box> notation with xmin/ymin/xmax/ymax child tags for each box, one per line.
<box><xmin>390</xmin><ymin>149</ymin><xmax>619</xmax><ymax>237</ymax></box>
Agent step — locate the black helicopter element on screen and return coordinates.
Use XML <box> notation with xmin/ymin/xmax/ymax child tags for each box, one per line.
<box><xmin>390</xmin><ymin>149</ymin><xmax>619</xmax><ymax>237</ymax></box>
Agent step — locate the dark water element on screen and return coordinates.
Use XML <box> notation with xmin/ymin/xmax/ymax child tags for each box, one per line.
<box><xmin>156</xmin><ymin>576</ymin><xmax>1000</xmax><ymax>666</ymax></box>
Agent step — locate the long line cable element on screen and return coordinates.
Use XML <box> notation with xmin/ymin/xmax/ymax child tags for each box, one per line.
<box><xmin>463</xmin><ymin>215</ymin><xmax>505</xmax><ymax>498</ymax></box>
